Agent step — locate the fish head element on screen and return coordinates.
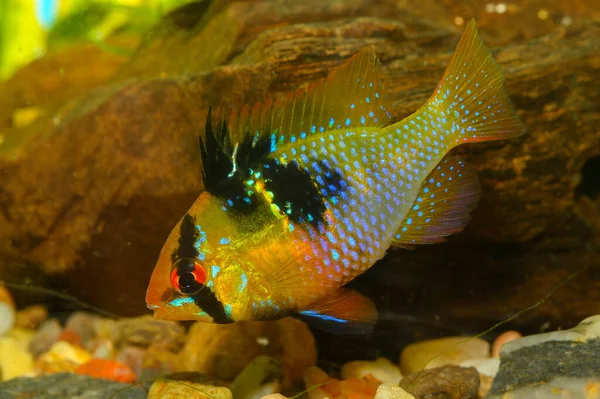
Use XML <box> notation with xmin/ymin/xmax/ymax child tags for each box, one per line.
<box><xmin>146</xmin><ymin>192</ymin><xmax>235</xmax><ymax>322</ymax></box>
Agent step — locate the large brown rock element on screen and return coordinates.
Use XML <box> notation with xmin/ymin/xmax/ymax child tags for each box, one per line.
<box><xmin>0</xmin><ymin>0</ymin><xmax>598</xmax><ymax>361</ymax></box>
<box><xmin>177</xmin><ymin>318</ymin><xmax>316</xmax><ymax>390</ymax></box>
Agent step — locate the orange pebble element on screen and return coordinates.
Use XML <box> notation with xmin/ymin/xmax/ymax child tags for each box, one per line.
<box><xmin>58</xmin><ymin>329</ymin><xmax>82</xmax><ymax>347</ymax></box>
<box><xmin>75</xmin><ymin>359</ymin><xmax>137</xmax><ymax>383</ymax></box>
<box><xmin>492</xmin><ymin>330</ymin><xmax>522</xmax><ymax>357</ymax></box>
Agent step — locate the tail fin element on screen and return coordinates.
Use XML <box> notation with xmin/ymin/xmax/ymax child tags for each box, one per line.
<box><xmin>408</xmin><ymin>19</ymin><xmax>525</xmax><ymax>145</ymax></box>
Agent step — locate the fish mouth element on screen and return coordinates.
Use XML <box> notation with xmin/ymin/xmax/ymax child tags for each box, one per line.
<box><xmin>146</xmin><ymin>303</ymin><xmax>159</xmax><ymax>310</ymax></box>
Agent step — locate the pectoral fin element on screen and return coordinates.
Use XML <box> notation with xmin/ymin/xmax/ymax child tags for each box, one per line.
<box><xmin>293</xmin><ymin>288</ymin><xmax>377</xmax><ymax>335</ymax></box>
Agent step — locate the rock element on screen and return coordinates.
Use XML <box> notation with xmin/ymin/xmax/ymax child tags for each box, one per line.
<box><xmin>0</xmin><ymin>287</ymin><xmax>15</xmax><ymax>337</ymax></box>
<box><xmin>478</xmin><ymin>374</ymin><xmax>494</xmax><ymax>398</ymax></box>
<box><xmin>57</xmin><ymin>329</ymin><xmax>82</xmax><ymax>347</ymax></box>
<box><xmin>92</xmin><ymin>317</ymin><xmax>118</xmax><ymax>341</ymax></box>
<box><xmin>489</xmin><ymin>377</ymin><xmax>600</xmax><ymax>398</ymax></box>
<box><xmin>491</xmin><ymin>330</ymin><xmax>522</xmax><ymax>358</ymax></box>
<box><xmin>0</xmin><ymin>372</ymin><xmax>146</xmax><ymax>398</ymax></box>
<box><xmin>303</xmin><ymin>366</ymin><xmax>330</xmax><ymax>399</ymax></box>
<box><xmin>399</xmin><ymin>336</ymin><xmax>490</xmax><ymax>375</ymax></box>
<box><xmin>0</xmin><ymin>337</ymin><xmax>35</xmax><ymax>381</ymax></box>
<box><xmin>6</xmin><ymin>328</ymin><xmax>35</xmax><ymax>351</ymax></box>
<box><xmin>374</xmin><ymin>383</ymin><xmax>416</xmax><ymax>399</ymax></box>
<box><xmin>459</xmin><ymin>357</ymin><xmax>499</xmax><ymax>377</ymax></box>
<box><xmin>35</xmin><ymin>341</ymin><xmax>92</xmax><ymax>374</ymax></box>
<box><xmin>88</xmin><ymin>337</ymin><xmax>115</xmax><ymax>359</ymax></box>
<box><xmin>28</xmin><ymin>319</ymin><xmax>62</xmax><ymax>358</ymax></box>
<box><xmin>115</xmin><ymin>315</ymin><xmax>185</xmax><ymax>351</ymax></box>
<box><xmin>148</xmin><ymin>379</ymin><xmax>233</xmax><ymax>399</ymax></box>
<box><xmin>74</xmin><ymin>358</ymin><xmax>137</xmax><ymax>383</ymax></box>
<box><xmin>179</xmin><ymin>318</ymin><xmax>316</xmax><ymax>389</ymax></box>
<box><xmin>303</xmin><ymin>366</ymin><xmax>381</xmax><ymax>399</ymax></box>
<box><xmin>398</xmin><ymin>365</ymin><xmax>479</xmax><ymax>399</ymax></box>
<box><xmin>116</xmin><ymin>345</ymin><xmax>145</xmax><ymax>380</ymax></box>
<box><xmin>140</xmin><ymin>342</ymin><xmax>179</xmax><ymax>381</ymax></box>
<box><xmin>230</xmin><ymin>356</ymin><xmax>283</xmax><ymax>399</ymax></box>
<box><xmin>459</xmin><ymin>358</ymin><xmax>499</xmax><ymax>397</ymax></box>
<box><xmin>488</xmin><ymin>315</ymin><xmax>600</xmax><ymax>398</ymax></box>
<box><xmin>63</xmin><ymin>311</ymin><xmax>101</xmax><ymax>349</ymax></box>
<box><xmin>342</xmin><ymin>357</ymin><xmax>402</xmax><ymax>385</ymax></box>
<box><xmin>14</xmin><ymin>306</ymin><xmax>48</xmax><ymax>330</ymax></box>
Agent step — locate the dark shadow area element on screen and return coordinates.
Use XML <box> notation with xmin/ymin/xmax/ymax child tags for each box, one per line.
<box><xmin>576</xmin><ymin>155</ymin><xmax>600</xmax><ymax>199</ymax></box>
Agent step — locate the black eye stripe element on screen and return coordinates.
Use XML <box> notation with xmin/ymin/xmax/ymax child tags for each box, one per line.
<box><xmin>192</xmin><ymin>289</ymin><xmax>232</xmax><ymax>324</ymax></box>
<box><xmin>173</xmin><ymin>213</ymin><xmax>200</xmax><ymax>262</ymax></box>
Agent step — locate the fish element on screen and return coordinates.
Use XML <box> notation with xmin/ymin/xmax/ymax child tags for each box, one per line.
<box><xmin>145</xmin><ymin>19</ymin><xmax>525</xmax><ymax>334</ymax></box>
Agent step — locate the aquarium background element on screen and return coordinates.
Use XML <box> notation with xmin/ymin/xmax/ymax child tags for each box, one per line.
<box><xmin>0</xmin><ymin>0</ymin><xmax>598</xmax><ymax>397</ymax></box>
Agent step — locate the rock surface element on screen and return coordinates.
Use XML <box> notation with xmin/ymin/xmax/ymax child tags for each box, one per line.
<box><xmin>0</xmin><ymin>372</ymin><xmax>145</xmax><ymax>399</ymax></box>
<box><xmin>178</xmin><ymin>318</ymin><xmax>316</xmax><ymax>389</ymax></box>
<box><xmin>489</xmin><ymin>315</ymin><xmax>600</xmax><ymax>397</ymax></box>
<box><xmin>374</xmin><ymin>384</ymin><xmax>416</xmax><ymax>399</ymax></box>
<box><xmin>147</xmin><ymin>379</ymin><xmax>232</xmax><ymax>399</ymax></box>
<box><xmin>342</xmin><ymin>357</ymin><xmax>403</xmax><ymax>385</ymax></box>
<box><xmin>0</xmin><ymin>337</ymin><xmax>34</xmax><ymax>381</ymax></box>
<box><xmin>303</xmin><ymin>365</ymin><xmax>382</xmax><ymax>399</ymax></box>
<box><xmin>399</xmin><ymin>336</ymin><xmax>489</xmax><ymax>375</ymax></box>
<box><xmin>489</xmin><ymin>377</ymin><xmax>600</xmax><ymax>399</ymax></box>
<box><xmin>0</xmin><ymin>0</ymin><xmax>598</xmax><ymax>365</ymax></box>
<box><xmin>399</xmin><ymin>365</ymin><xmax>479</xmax><ymax>399</ymax></box>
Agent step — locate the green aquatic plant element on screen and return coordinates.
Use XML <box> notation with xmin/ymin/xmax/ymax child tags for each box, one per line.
<box><xmin>0</xmin><ymin>0</ymin><xmax>204</xmax><ymax>80</ymax></box>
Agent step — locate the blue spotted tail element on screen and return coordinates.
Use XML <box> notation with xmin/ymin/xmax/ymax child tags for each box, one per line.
<box><xmin>392</xmin><ymin>19</ymin><xmax>525</xmax><ymax>146</ymax></box>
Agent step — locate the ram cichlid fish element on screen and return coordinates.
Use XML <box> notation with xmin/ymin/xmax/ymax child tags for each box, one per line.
<box><xmin>145</xmin><ymin>20</ymin><xmax>525</xmax><ymax>334</ymax></box>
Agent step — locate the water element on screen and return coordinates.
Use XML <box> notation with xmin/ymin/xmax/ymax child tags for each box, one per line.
<box><xmin>0</xmin><ymin>0</ymin><xmax>598</xmax><ymax>395</ymax></box>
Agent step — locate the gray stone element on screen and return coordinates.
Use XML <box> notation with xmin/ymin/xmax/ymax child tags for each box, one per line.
<box><xmin>489</xmin><ymin>315</ymin><xmax>600</xmax><ymax>397</ymax></box>
<box><xmin>0</xmin><ymin>373</ymin><xmax>146</xmax><ymax>399</ymax></box>
<box><xmin>488</xmin><ymin>377</ymin><xmax>600</xmax><ymax>399</ymax></box>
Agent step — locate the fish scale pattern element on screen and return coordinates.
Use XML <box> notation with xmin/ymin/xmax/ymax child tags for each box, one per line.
<box><xmin>270</xmin><ymin>121</ymin><xmax>448</xmax><ymax>290</ymax></box>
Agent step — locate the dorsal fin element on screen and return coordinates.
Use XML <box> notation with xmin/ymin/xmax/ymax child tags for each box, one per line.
<box><xmin>392</xmin><ymin>156</ymin><xmax>481</xmax><ymax>247</ymax></box>
<box><xmin>199</xmin><ymin>47</ymin><xmax>393</xmax><ymax>195</ymax></box>
<box><xmin>227</xmin><ymin>46</ymin><xmax>392</xmax><ymax>151</ymax></box>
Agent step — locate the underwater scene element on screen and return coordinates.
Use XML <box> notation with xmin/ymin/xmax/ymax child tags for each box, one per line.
<box><xmin>0</xmin><ymin>0</ymin><xmax>599</xmax><ymax>398</ymax></box>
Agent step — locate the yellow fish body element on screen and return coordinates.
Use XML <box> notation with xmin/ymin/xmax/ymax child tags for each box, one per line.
<box><xmin>146</xmin><ymin>20</ymin><xmax>525</xmax><ymax>333</ymax></box>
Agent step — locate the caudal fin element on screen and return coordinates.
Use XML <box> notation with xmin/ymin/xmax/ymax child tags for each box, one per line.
<box><xmin>412</xmin><ymin>19</ymin><xmax>525</xmax><ymax>145</ymax></box>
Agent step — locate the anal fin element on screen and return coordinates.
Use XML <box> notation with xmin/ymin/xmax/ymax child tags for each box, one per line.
<box><xmin>293</xmin><ymin>288</ymin><xmax>377</xmax><ymax>335</ymax></box>
<box><xmin>393</xmin><ymin>156</ymin><xmax>481</xmax><ymax>246</ymax></box>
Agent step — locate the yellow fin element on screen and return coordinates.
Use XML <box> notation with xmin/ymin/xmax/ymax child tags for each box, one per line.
<box><xmin>392</xmin><ymin>19</ymin><xmax>525</xmax><ymax>145</ymax></box>
<box><xmin>227</xmin><ymin>46</ymin><xmax>392</xmax><ymax>148</ymax></box>
<box><xmin>392</xmin><ymin>156</ymin><xmax>480</xmax><ymax>246</ymax></box>
<box><xmin>294</xmin><ymin>288</ymin><xmax>378</xmax><ymax>335</ymax></box>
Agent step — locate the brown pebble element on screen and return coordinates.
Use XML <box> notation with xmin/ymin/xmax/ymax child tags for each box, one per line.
<box><xmin>29</xmin><ymin>319</ymin><xmax>62</xmax><ymax>357</ymax></box>
<box><xmin>15</xmin><ymin>305</ymin><xmax>48</xmax><ymax>329</ymax></box>
<box><xmin>399</xmin><ymin>365</ymin><xmax>479</xmax><ymax>399</ymax></box>
<box><xmin>492</xmin><ymin>331</ymin><xmax>522</xmax><ymax>358</ymax></box>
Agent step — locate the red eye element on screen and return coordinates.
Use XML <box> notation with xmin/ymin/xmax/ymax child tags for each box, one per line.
<box><xmin>170</xmin><ymin>258</ymin><xmax>206</xmax><ymax>295</ymax></box>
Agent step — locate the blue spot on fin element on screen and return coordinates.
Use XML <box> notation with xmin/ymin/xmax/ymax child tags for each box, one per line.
<box><xmin>391</xmin><ymin>156</ymin><xmax>480</xmax><ymax>248</ymax></box>
<box><xmin>293</xmin><ymin>288</ymin><xmax>377</xmax><ymax>335</ymax></box>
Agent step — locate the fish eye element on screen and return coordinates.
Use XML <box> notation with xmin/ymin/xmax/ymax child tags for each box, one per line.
<box><xmin>170</xmin><ymin>258</ymin><xmax>206</xmax><ymax>295</ymax></box>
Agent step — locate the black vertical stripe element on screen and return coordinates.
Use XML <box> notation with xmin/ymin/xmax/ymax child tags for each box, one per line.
<box><xmin>174</xmin><ymin>213</ymin><xmax>199</xmax><ymax>261</ymax></box>
<box><xmin>192</xmin><ymin>289</ymin><xmax>233</xmax><ymax>324</ymax></box>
